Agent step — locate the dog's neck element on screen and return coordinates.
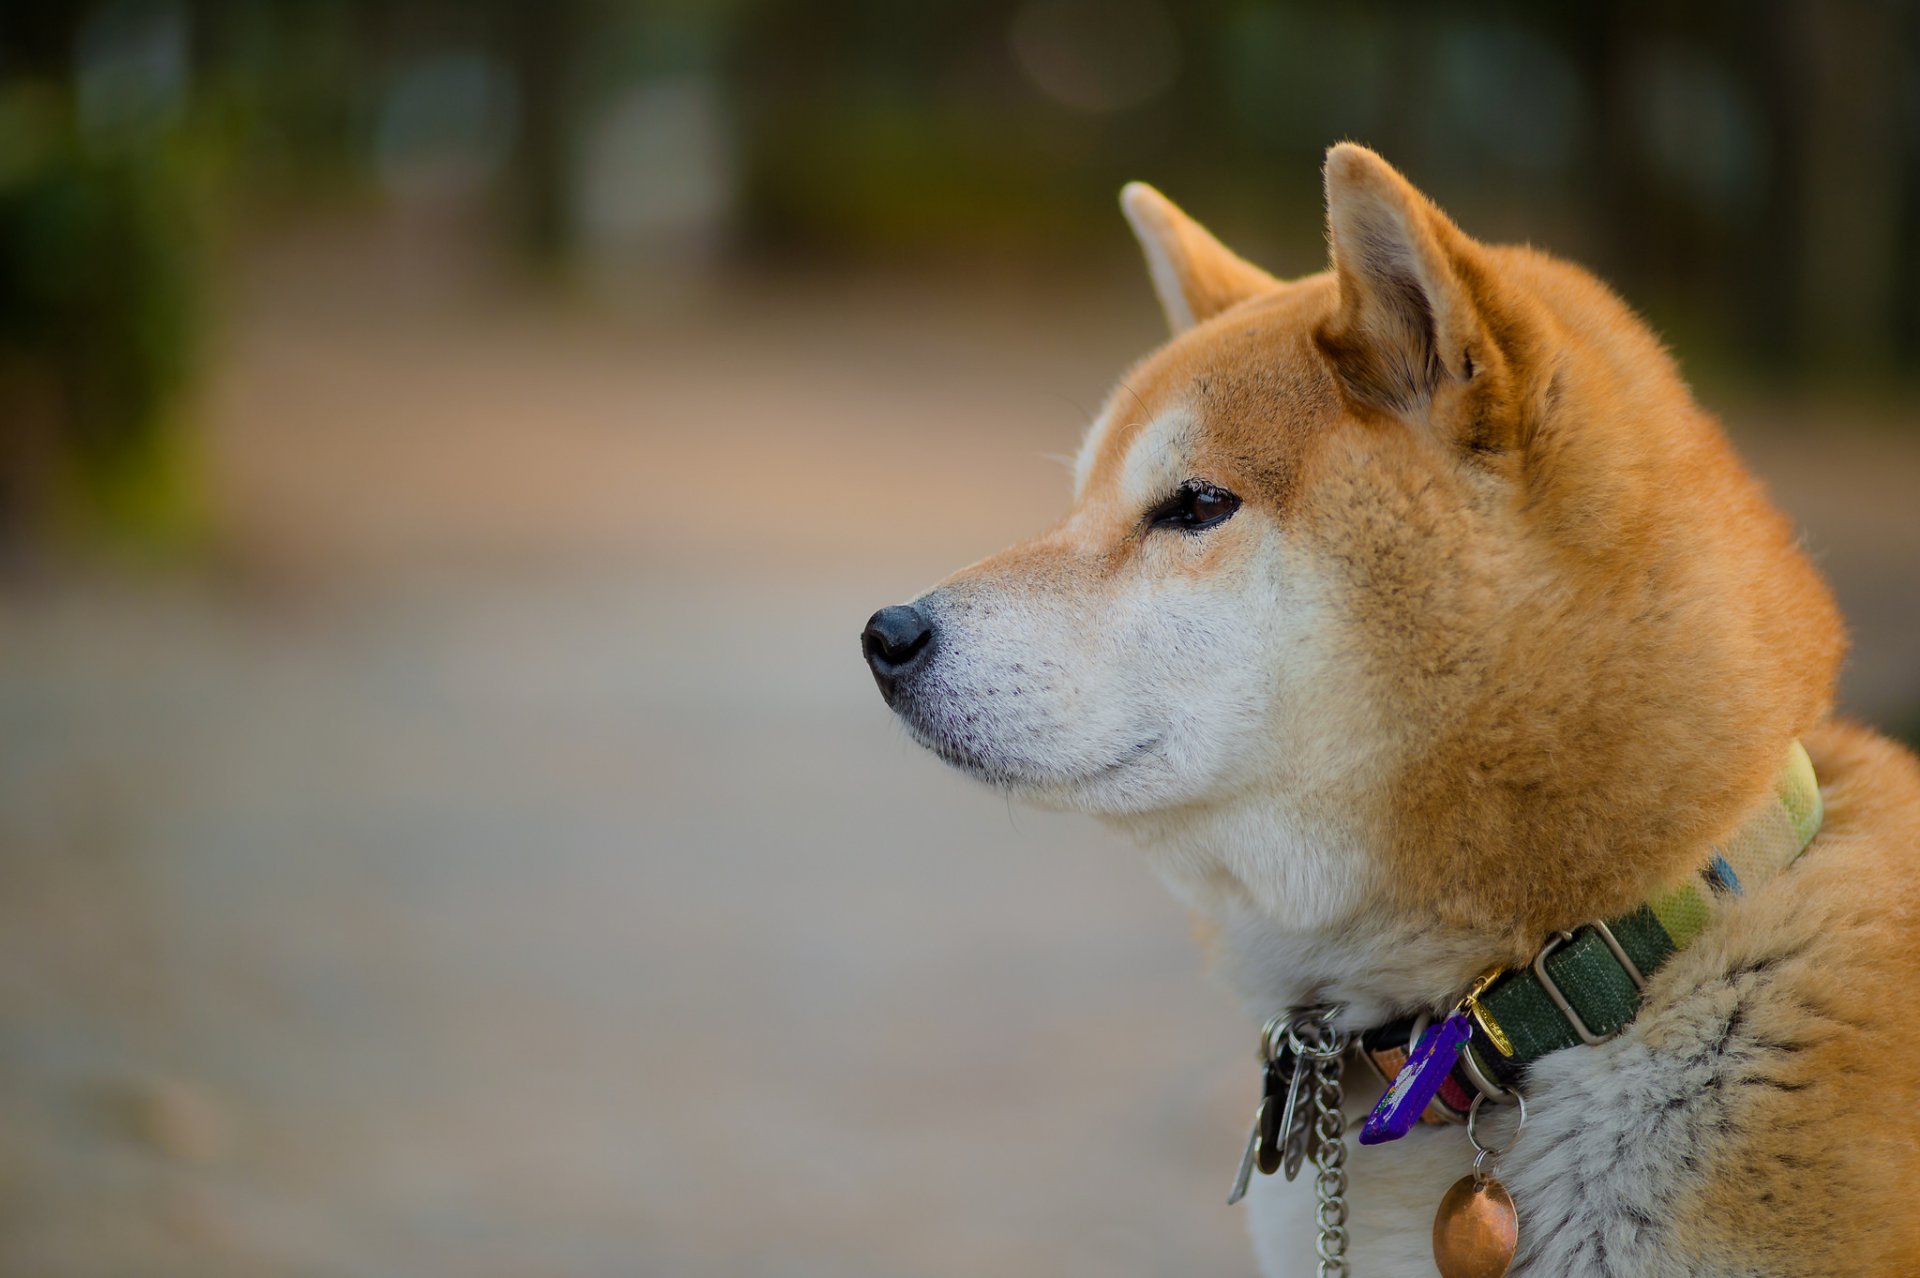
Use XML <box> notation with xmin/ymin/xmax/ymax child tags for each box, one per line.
<box><xmin>1114</xmin><ymin>785</ymin><xmax>1504</xmax><ymax>1030</ymax></box>
<box><xmin>1122</xmin><ymin>737</ymin><xmax>1822</xmax><ymax>1035</ymax></box>
<box><xmin>1115</xmin><ymin>762</ymin><xmax>1787</xmax><ymax>1033</ymax></box>
<box><xmin>1206</xmin><ymin>896</ymin><xmax>1495</xmax><ymax>1030</ymax></box>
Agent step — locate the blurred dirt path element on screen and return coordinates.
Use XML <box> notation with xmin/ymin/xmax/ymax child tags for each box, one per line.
<box><xmin>1</xmin><ymin>216</ymin><xmax>1915</xmax><ymax>1277</ymax></box>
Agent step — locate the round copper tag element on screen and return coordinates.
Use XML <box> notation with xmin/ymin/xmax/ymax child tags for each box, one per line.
<box><xmin>1432</xmin><ymin>1174</ymin><xmax>1519</xmax><ymax>1278</ymax></box>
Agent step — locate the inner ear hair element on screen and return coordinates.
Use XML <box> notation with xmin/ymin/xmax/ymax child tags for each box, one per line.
<box><xmin>1318</xmin><ymin>145</ymin><xmax>1487</xmax><ymax>414</ymax></box>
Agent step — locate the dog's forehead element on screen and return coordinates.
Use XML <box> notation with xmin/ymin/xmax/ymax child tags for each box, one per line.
<box><xmin>1074</xmin><ymin>280</ymin><xmax>1342</xmax><ymax>511</ymax></box>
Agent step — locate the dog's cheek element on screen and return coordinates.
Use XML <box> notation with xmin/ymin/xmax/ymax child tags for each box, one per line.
<box><xmin>1202</xmin><ymin>531</ymin><xmax>1385</xmax><ymax>795</ymax></box>
<box><xmin>923</xmin><ymin>584</ymin><xmax>1145</xmax><ymax>775</ymax></box>
<box><xmin>1109</xmin><ymin>569</ymin><xmax>1275</xmax><ymax>790</ymax></box>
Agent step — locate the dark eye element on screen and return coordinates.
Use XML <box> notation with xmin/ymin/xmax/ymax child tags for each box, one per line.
<box><xmin>1147</xmin><ymin>480</ymin><xmax>1240</xmax><ymax>533</ymax></box>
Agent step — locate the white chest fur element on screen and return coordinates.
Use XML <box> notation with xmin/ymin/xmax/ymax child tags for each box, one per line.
<box><xmin>1244</xmin><ymin>1109</ymin><xmax>1465</xmax><ymax>1277</ymax></box>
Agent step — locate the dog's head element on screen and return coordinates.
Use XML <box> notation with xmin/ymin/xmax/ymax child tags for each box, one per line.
<box><xmin>864</xmin><ymin>146</ymin><xmax>1843</xmax><ymax>936</ymax></box>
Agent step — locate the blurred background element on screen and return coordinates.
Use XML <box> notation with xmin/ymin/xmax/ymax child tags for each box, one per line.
<box><xmin>1</xmin><ymin>3</ymin><xmax>1916</xmax><ymax>1275</ymax></box>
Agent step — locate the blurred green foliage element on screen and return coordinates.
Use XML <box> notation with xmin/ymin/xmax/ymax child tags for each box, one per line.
<box><xmin>0</xmin><ymin>90</ymin><xmax>210</xmax><ymax>549</ymax></box>
<box><xmin>728</xmin><ymin>1</ymin><xmax>1920</xmax><ymax>387</ymax></box>
<box><xmin>2</xmin><ymin>0</ymin><xmax>1917</xmax><ymax>551</ymax></box>
<box><xmin>0</xmin><ymin>1</ymin><xmax>220</xmax><ymax>554</ymax></box>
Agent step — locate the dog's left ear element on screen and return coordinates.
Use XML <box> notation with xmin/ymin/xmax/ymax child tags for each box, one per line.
<box><xmin>1318</xmin><ymin>144</ymin><xmax>1533</xmax><ymax>451</ymax></box>
<box><xmin>1120</xmin><ymin>182</ymin><xmax>1280</xmax><ymax>335</ymax></box>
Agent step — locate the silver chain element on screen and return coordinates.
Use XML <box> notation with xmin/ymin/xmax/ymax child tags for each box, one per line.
<box><xmin>1286</xmin><ymin>1010</ymin><xmax>1351</xmax><ymax>1278</ymax></box>
<box><xmin>1310</xmin><ymin>1050</ymin><xmax>1350</xmax><ymax>1277</ymax></box>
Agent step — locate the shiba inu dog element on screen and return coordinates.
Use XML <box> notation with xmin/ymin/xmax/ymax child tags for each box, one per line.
<box><xmin>861</xmin><ymin>145</ymin><xmax>1920</xmax><ymax>1276</ymax></box>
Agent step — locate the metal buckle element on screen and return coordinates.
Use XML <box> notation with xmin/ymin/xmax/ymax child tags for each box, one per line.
<box><xmin>1588</xmin><ymin>918</ymin><xmax>1646</xmax><ymax>990</ymax></box>
<box><xmin>1531</xmin><ymin>928</ymin><xmax>1619</xmax><ymax>1046</ymax></box>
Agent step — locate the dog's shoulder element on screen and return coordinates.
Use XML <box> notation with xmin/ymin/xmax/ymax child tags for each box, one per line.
<box><xmin>1508</xmin><ymin>720</ymin><xmax>1920</xmax><ymax>1277</ymax></box>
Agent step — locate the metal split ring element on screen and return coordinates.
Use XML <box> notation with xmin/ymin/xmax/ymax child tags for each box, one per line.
<box><xmin>1466</xmin><ymin>1089</ymin><xmax>1527</xmax><ymax>1157</ymax></box>
<box><xmin>1285</xmin><ymin>1005</ymin><xmax>1349</xmax><ymax>1060</ymax></box>
<box><xmin>1260</xmin><ymin>1012</ymin><xmax>1294</xmax><ymax>1062</ymax></box>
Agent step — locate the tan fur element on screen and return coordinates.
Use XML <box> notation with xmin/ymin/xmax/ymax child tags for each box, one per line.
<box><xmin>1664</xmin><ymin>719</ymin><xmax>1920</xmax><ymax>1273</ymax></box>
<box><xmin>1121</xmin><ymin>182</ymin><xmax>1281</xmax><ymax>333</ymax></box>
<box><xmin>882</xmin><ymin>144</ymin><xmax>1918</xmax><ymax>1273</ymax></box>
<box><xmin>1013</xmin><ymin>146</ymin><xmax>1849</xmax><ymax>950</ymax></box>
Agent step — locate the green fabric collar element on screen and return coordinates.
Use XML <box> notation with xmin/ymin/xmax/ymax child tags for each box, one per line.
<box><xmin>1458</xmin><ymin>742</ymin><xmax>1823</xmax><ymax>1095</ymax></box>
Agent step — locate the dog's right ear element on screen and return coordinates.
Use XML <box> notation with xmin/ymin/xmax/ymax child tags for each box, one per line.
<box><xmin>1120</xmin><ymin>183</ymin><xmax>1280</xmax><ymax>336</ymax></box>
<box><xmin>1318</xmin><ymin>145</ymin><xmax>1503</xmax><ymax>415</ymax></box>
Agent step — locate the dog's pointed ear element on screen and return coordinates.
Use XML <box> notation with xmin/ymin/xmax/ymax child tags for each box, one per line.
<box><xmin>1318</xmin><ymin>144</ymin><xmax>1512</xmax><ymax>426</ymax></box>
<box><xmin>1121</xmin><ymin>182</ymin><xmax>1280</xmax><ymax>335</ymax></box>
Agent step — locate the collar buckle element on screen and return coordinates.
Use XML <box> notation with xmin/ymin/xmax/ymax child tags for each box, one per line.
<box><xmin>1531</xmin><ymin>928</ymin><xmax>1625</xmax><ymax>1046</ymax></box>
<box><xmin>1587</xmin><ymin>917</ymin><xmax>1647</xmax><ymax>990</ymax></box>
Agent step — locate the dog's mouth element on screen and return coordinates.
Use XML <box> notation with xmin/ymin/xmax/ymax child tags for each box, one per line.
<box><xmin>900</xmin><ymin>704</ymin><xmax>1165</xmax><ymax>792</ymax></box>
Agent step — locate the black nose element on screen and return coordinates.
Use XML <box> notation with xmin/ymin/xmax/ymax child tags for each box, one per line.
<box><xmin>862</xmin><ymin>604</ymin><xmax>935</xmax><ymax>694</ymax></box>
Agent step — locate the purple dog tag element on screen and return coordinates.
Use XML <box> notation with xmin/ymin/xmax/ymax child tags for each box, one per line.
<box><xmin>1358</xmin><ymin>1011</ymin><xmax>1473</xmax><ymax>1145</ymax></box>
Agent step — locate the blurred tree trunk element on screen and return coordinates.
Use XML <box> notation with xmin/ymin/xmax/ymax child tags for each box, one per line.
<box><xmin>0</xmin><ymin>2</ymin><xmax>86</xmax><ymax>79</ymax></box>
<box><xmin>1581</xmin><ymin>0</ymin><xmax>1660</xmax><ymax>297</ymax></box>
<box><xmin>0</xmin><ymin>4</ymin><xmax>80</xmax><ymax>549</ymax></box>
<box><xmin>1741</xmin><ymin>0</ymin><xmax>1809</xmax><ymax>370</ymax></box>
<box><xmin>505</xmin><ymin>0</ymin><xmax>582</xmax><ymax>268</ymax></box>
<box><xmin>1896</xmin><ymin>6</ymin><xmax>1920</xmax><ymax>365</ymax></box>
<box><xmin>1785</xmin><ymin>0</ymin><xmax>1901</xmax><ymax>376</ymax></box>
